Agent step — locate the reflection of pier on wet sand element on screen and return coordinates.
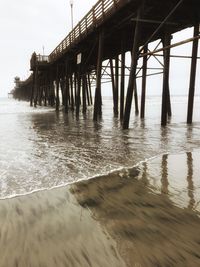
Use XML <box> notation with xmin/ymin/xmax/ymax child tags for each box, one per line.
<box><xmin>0</xmin><ymin>151</ymin><xmax>200</xmax><ymax>267</ymax></box>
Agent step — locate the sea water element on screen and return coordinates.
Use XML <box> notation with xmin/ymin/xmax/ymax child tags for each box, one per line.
<box><xmin>0</xmin><ymin>96</ymin><xmax>200</xmax><ymax>199</ymax></box>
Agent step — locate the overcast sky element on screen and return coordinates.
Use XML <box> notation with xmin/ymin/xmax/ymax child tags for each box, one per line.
<box><xmin>0</xmin><ymin>0</ymin><xmax>199</xmax><ymax>97</ymax></box>
<box><xmin>0</xmin><ymin>0</ymin><xmax>96</xmax><ymax>96</ymax></box>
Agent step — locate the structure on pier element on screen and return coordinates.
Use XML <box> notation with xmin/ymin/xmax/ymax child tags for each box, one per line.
<box><xmin>14</xmin><ymin>0</ymin><xmax>200</xmax><ymax>128</ymax></box>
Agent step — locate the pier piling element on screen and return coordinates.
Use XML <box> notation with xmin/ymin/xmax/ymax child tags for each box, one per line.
<box><xmin>187</xmin><ymin>24</ymin><xmax>199</xmax><ymax>124</ymax></box>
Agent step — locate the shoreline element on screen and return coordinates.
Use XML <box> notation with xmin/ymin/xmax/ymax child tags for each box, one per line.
<box><xmin>0</xmin><ymin>151</ymin><xmax>200</xmax><ymax>266</ymax></box>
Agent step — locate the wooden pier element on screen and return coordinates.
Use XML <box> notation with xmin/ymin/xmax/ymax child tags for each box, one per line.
<box><xmin>14</xmin><ymin>0</ymin><xmax>200</xmax><ymax>128</ymax></box>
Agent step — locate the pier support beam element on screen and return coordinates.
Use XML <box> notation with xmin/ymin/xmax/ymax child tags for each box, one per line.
<box><xmin>33</xmin><ymin>66</ymin><xmax>39</xmax><ymax>107</ymax></box>
<box><xmin>82</xmin><ymin>74</ymin><xmax>87</xmax><ymax>113</ymax></box>
<box><xmin>161</xmin><ymin>33</ymin><xmax>172</xmax><ymax>126</ymax></box>
<box><xmin>70</xmin><ymin>74</ymin><xmax>74</xmax><ymax>111</ymax></box>
<box><xmin>114</xmin><ymin>55</ymin><xmax>119</xmax><ymax>116</ymax></box>
<box><xmin>123</xmin><ymin>5</ymin><xmax>143</xmax><ymax>129</ymax></box>
<box><xmin>110</xmin><ymin>59</ymin><xmax>116</xmax><ymax>116</ymax></box>
<box><xmin>44</xmin><ymin>74</ymin><xmax>48</xmax><ymax>106</ymax></box>
<box><xmin>56</xmin><ymin>66</ymin><xmax>60</xmax><ymax>111</ymax></box>
<box><xmin>187</xmin><ymin>24</ymin><xmax>199</xmax><ymax>124</ymax></box>
<box><xmin>120</xmin><ymin>49</ymin><xmax>125</xmax><ymax>121</ymax></box>
<box><xmin>76</xmin><ymin>67</ymin><xmax>81</xmax><ymax>117</ymax></box>
<box><xmin>134</xmin><ymin>81</ymin><xmax>139</xmax><ymax>115</ymax></box>
<box><xmin>30</xmin><ymin>70</ymin><xmax>36</xmax><ymax>106</ymax></box>
<box><xmin>87</xmin><ymin>73</ymin><xmax>93</xmax><ymax>105</ymax></box>
<box><xmin>65</xmin><ymin>76</ymin><xmax>70</xmax><ymax>113</ymax></box>
<box><xmin>93</xmin><ymin>31</ymin><xmax>104</xmax><ymax>120</ymax></box>
<box><xmin>140</xmin><ymin>45</ymin><xmax>148</xmax><ymax>119</ymax></box>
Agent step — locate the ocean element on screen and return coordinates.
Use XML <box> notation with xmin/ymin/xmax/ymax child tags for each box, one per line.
<box><xmin>0</xmin><ymin>96</ymin><xmax>200</xmax><ymax>266</ymax></box>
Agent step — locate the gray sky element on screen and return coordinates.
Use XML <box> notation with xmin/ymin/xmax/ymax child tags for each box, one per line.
<box><xmin>0</xmin><ymin>0</ymin><xmax>96</xmax><ymax>96</ymax></box>
<box><xmin>0</xmin><ymin>0</ymin><xmax>199</xmax><ymax>97</ymax></box>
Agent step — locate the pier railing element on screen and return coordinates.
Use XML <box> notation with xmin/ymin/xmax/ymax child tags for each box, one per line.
<box><xmin>49</xmin><ymin>0</ymin><xmax>125</xmax><ymax>62</ymax></box>
<box><xmin>36</xmin><ymin>55</ymin><xmax>49</xmax><ymax>63</ymax></box>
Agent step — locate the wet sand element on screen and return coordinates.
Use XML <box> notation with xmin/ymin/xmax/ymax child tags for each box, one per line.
<box><xmin>0</xmin><ymin>151</ymin><xmax>200</xmax><ymax>267</ymax></box>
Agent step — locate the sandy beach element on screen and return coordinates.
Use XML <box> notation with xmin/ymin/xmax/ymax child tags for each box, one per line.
<box><xmin>0</xmin><ymin>151</ymin><xmax>200</xmax><ymax>267</ymax></box>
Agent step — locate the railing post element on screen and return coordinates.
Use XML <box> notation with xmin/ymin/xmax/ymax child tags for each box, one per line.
<box><xmin>79</xmin><ymin>24</ymin><xmax>81</xmax><ymax>36</ymax></box>
<box><xmin>102</xmin><ymin>0</ymin><xmax>105</xmax><ymax>18</ymax></box>
<box><xmin>93</xmin><ymin>8</ymin><xmax>96</xmax><ymax>26</ymax></box>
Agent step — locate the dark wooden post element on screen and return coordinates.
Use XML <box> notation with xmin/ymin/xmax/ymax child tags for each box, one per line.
<box><xmin>65</xmin><ymin>76</ymin><xmax>70</xmax><ymax>113</ymax></box>
<box><xmin>39</xmin><ymin>77</ymin><xmax>44</xmax><ymax>106</ymax></box>
<box><xmin>82</xmin><ymin>74</ymin><xmax>87</xmax><ymax>113</ymax></box>
<box><xmin>50</xmin><ymin>80</ymin><xmax>55</xmax><ymax>106</ymax></box>
<box><xmin>60</xmin><ymin>78</ymin><xmax>65</xmax><ymax>106</ymax></box>
<box><xmin>120</xmin><ymin>49</ymin><xmax>125</xmax><ymax>121</ymax></box>
<box><xmin>123</xmin><ymin>5</ymin><xmax>143</xmax><ymax>129</ymax></box>
<box><xmin>134</xmin><ymin>81</ymin><xmax>139</xmax><ymax>115</ymax></box>
<box><xmin>56</xmin><ymin>65</ymin><xmax>60</xmax><ymax>111</ymax></box>
<box><xmin>33</xmin><ymin>66</ymin><xmax>39</xmax><ymax>107</ymax></box>
<box><xmin>44</xmin><ymin>73</ymin><xmax>48</xmax><ymax>106</ymax></box>
<box><xmin>87</xmin><ymin>73</ymin><xmax>93</xmax><ymax>105</ymax></box>
<box><xmin>93</xmin><ymin>30</ymin><xmax>104</xmax><ymax>120</ymax></box>
<box><xmin>110</xmin><ymin>59</ymin><xmax>116</xmax><ymax>115</ymax></box>
<box><xmin>161</xmin><ymin>33</ymin><xmax>172</xmax><ymax>126</ymax></box>
<box><xmin>76</xmin><ymin>67</ymin><xmax>81</xmax><ymax>116</ymax></box>
<box><xmin>63</xmin><ymin>59</ymin><xmax>69</xmax><ymax>113</ymax></box>
<box><xmin>187</xmin><ymin>24</ymin><xmax>199</xmax><ymax>124</ymax></box>
<box><xmin>30</xmin><ymin>70</ymin><xmax>36</xmax><ymax>106</ymax></box>
<box><xmin>70</xmin><ymin>74</ymin><xmax>74</xmax><ymax>111</ymax></box>
<box><xmin>114</xmin><ymin>55</ymin><xmax>119</xmax><ymax>116</ymax></box>
<box><xmin>74</xmin><ymin>72</ymin><xmax>77</xmax><ymax>106</ymax></box>
<box><xmin>140</xmin><ymin>45</ymin><xmax>148</xmax><ymax>118</ymax></box>
<box><xmin>85</xmin><ymin>74</ymin><xmax>90</xmax><ymax>106</ymax></box>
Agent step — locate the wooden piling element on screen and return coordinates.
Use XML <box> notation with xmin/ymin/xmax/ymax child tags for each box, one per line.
<box><xmin>82</xmin><ymin>74</ymin><xmax>87</xmax><ymax>113</ymax></box>
<box><xmin>187</xmin><ymin>24</ymin><xmax>199</xmax><ymax>124</ymax></box>
<box><xmin>33</xmin><ymin>66</ymin><xmax>39</xmax><ymax>107</ymax></box>
<box><xmin>70</xmin><ymin>74</ymin><xmax>74</xmax><ymax>111</ymax></box>
<box><xmin>30</xmin><ymin>70</ymin><xmax>36</xmax><ymax>106</ymax></box>
<box><xmin>120</xmin><ymin>49</ymin><xmax>125</xmax><ymax>121</ymax></box>
<box><xmin>65</xmin><ymin>76</ymin><xmax>69</xmax><ymax>113</ymax></box>
<box><xmin>85</xmin><ymin>74</ymin><xmax>90</xmax><ymax>106</ymax></box>
<box><xmin>56</xmin><ymin>66</ymin><xmax>60</xmax><ymax>111</ymax></box>
<box><xmin>76</xmin><ymin>67</ymin><xmax>81</xmax><ymax>116</ymax></box>
<box><xmin>60</xmin><ymin>78</ymin><xmax>65</xmax><ymax>106</ymax></box>
<box><xmin>38</xmin><ymin>77</ymin><xmax>43</xmax><ymax>106</ymax></box>
<box><xmin>123</xmin><ymin>5</ymin><xmax>143</xmax><ymax>129</ymax></box>
<box><xmin>110</xmin><ymin>59</ymin><xmax>116</xmax><ymax>115</ymax></box>
<box><xmin>93</xmin><ymin>30</ymin><xmax>104</xmax><ymax>120</ymax></box>
<box><xmin>140</xmin><ymin>45</ymin><xmax>148</xmax><ymax>119</ymax></box>
<box><xmin>114</xmin><ymin>55</ymin><xmax>119</xmax><ymax>116</ymax></box>
<box><xmin>44</xmin><ymin>73</ymin><xmax>48</xmax><ymax>106</ymax></box>
<box><xmin>161</xmin><ymin>33</ymin><xmax>172</xmax><ymax>126</ymax></box>
<box><xmin>134</xmin><ymin>81</ymin><xmax>139</xmax><ymax>115</ymax></box>
<box><xmin>87</xmin><ymin>73</ymin><xmax>93</xmax><ymax>105</ymax></box>
<box><xmin>74</xmin><ymin>72</ymin><xmax>77</xmax><ymax>106</ymax></box>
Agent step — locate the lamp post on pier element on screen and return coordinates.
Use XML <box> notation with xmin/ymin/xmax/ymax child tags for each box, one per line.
<box><xmin>70</xmin><ymin>0</ymin><xmax>74</xmax><ymax>30</ymax></box>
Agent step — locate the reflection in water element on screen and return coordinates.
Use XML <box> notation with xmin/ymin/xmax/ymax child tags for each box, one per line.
<box><xmin>161</xmin><ymin>154</ymin><xmax>169</xmax><ymax>194</ymax></box>
<box><xmin>70</xmin><ymin>151</ymin><xmax>200</xmax><ymax>267</ymax></box>
<box><xmin>187</xmin><ymin>152</ymin><xmax>195</xmax><ymax>210</ymax></box>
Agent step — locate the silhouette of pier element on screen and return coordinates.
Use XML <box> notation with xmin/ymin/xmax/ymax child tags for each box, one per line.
<box><xmin>14</xmin><ymin>0</ymin><xmax>200</xmax><ymax>128</ymax></box>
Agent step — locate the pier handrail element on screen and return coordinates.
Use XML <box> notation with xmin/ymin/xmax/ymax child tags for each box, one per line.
<box><xmin>36</xmin><ymin>55</ymin><xmax>49</xmax><ymax>62</ymax></box>
<box><xmin>49</xmin><ymin>0</ymin><xmax>123</xmax><ymax>62</ymax></box>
